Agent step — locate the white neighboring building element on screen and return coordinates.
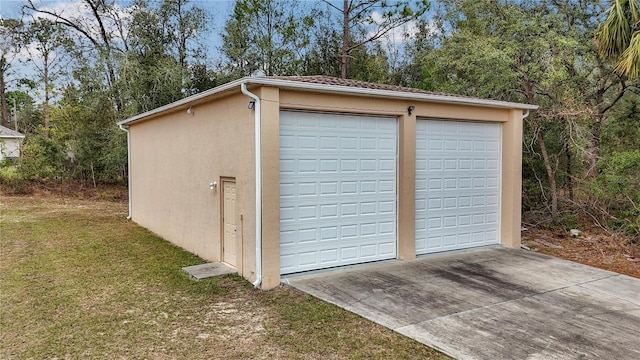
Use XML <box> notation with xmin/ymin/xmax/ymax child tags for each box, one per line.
<box><xmin>0</xmin><ymin>125</ymin><xmax>25</xmax><ymax>160</ymax></box>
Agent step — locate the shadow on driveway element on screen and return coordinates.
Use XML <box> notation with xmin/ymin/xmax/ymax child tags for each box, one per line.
<box><xmin>283</xmin><ymin>247</ymin><xmax>640</xmax><ymax>360</ymax></box>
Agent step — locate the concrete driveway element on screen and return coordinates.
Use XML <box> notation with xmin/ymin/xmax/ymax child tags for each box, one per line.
<box><xmin>283</xmin><ymin>247</ymin><xmax>640</xmax><ymax>360</ymax></box>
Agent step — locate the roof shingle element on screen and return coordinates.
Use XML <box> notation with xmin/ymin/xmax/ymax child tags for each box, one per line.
<box><xmin>267</xmin><ymin>75</ymin><xmax>462</xmax><ymax>98</ymax></box>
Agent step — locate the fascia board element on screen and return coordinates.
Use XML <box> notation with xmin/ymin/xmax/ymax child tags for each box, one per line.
<box><xmin>118</xmin><ymin>77</ymin><xmax>538</xmax><ymax>126</ymax></box>
<box><xmin>251</xmin><ymin>77</ymin><xmax>539</xmax><ymax>110</ymax></box>
<box><xmin>117</xmin><ymin>77</ymin><xmax>250</xmax><ymax>126</ymax></box>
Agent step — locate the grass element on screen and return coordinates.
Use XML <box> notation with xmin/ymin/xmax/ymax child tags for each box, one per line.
<box><xmin>0</xmin><ymin>196</ymin><xmax>449</xmax><ymax>359</ymax></box>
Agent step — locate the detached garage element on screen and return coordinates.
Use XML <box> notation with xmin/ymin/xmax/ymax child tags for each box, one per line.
<box><xmin>117</xmin><ymin>76</ymin><xmax>537</xmax><ymax>289</ymax></box>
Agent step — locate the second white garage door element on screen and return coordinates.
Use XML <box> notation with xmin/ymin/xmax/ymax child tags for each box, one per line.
<box><xmin>280</xmin><ymin>111</ymin><xmax>398</xmax><ymax>274</ymax></box>
<box><xmin>416</xmin><ymin>119</ymin><xmax>501</xmax><ymax>255</ymax></box>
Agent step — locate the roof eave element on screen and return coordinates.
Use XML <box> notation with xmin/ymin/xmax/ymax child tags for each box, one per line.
<box><xmin>118</xmin><ymin>77</ymin><xmax>538</xmax><ymax>126</ymax></box>
<box><xmin>117</xmin><ymin>77</ymin><xmax>250</xmax><ymax>126</ymax></box>
<box><xmin>254</xmin><ymin>77</ymin><xmax>539</xmax><ymax>110</ymax></box>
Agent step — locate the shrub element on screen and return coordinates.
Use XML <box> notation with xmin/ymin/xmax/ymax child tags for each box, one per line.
<box><xmin>592</xmin><ymin>150</ymin><xmax>640</xmax><ymax>237</ymax></box>
<box><xmin>0</xmin><ymin>165</ymin><xmax>32</xmax><ymax>195</ymax></box>
<box><xmin>18</xmin><ymin>135</ymin><xmax>66</xmax><ymax>181</ymax></box>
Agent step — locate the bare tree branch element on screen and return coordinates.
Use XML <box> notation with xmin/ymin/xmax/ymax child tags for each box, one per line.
<box><xmin>24</xmin><ymin>0</ymin><xmax>100</xmax><ymax>48</ymax></box>
<box><xmin>600</xmin><ymin>80</ymin><xmax>627</xmax><ymax>114</ymax></box>
<box><xmin>320</xmin><ymin>0</ymin><xmax>342</xmax><ymax>13</ymax></box>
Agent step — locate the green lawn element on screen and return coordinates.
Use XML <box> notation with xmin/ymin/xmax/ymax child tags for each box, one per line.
<box><xmin>0</xmin><ymin>196</ymin><xmax>449</xmax><ymax>359</ymax></box>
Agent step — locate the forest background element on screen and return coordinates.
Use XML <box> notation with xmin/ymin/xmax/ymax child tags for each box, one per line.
<box><xmin>1</xmin><ymin>0</ymin><xmax>639</xmax><ymax>240</ymax></box>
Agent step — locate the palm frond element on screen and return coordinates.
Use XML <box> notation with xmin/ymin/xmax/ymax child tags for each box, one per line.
<box><xmin>595</xmin><ymin>0</ymin><xmax>632</xmax><ymax>58</ymax></box>
<box><xmin>629</xmin><ymin>0</ymin><xmax>640</xmax><ymax>24</ymax></box>
<box><xmin>614</xmin><ymin>30</ymin><xmax>640</xmax><ymax>79</ymax></box>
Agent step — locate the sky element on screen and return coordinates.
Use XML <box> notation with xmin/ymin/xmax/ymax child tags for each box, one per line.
<box><xmin>0</xmin><ymin>1</ymin><xmax>23</xmax><ymax>18</ymax></box>
<box><xmin>0</xmin><ymin>0</ymin><xmax>234</xmax><ymax>19</ymax></box>
<box><xmin>0</xmin><ymin>0</ymin><xmax>235</xmax><ymax>62</ymax></box>
<box><xmin>1</xmin><ymin>0</ymin><xmax>237</xmax><ymax>92</ymax></box>
<box><xmin>1</xmin><ymin>0</ymin><xmax>424</xmax><ymax>97</ymax></box>
<box><xmin>0</xmin><ymin>0</ymin><xmax>421</xmax><ymax>59</ymax></box>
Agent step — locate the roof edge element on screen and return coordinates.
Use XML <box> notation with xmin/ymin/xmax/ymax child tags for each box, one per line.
<box><xmin>254</xmin><ymin>77</ymin><xmax>539</xmax><ymax>110</ymax></box>
<box><xmin>117</xmin><ymin>77</ymin><xmax>249</xmax><ymax>126</ymax></box>
<box><xmin>0</xmin><ymin>125</ymin><xmax>25</xmax><ymax>138</ymax></box>
<box><xmin>118</xmin><ymin>77</ymin><xmax>538</xmax><ymax>126</ymax></box>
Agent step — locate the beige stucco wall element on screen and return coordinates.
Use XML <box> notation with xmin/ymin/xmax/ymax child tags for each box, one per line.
<box><xmin>500</xmin><ymin>109</ymin><xmax>524</xmax><ymax>248</ymax></box>
<box><xmin>398</xmin><ymin>113</ymin><xmax>417</xmax><ymax>260</ymax></box>
<box><xmin>129</xmin><ymin>92</ymin><xmax>256</xmax><ymax>279</ymax></box>
<box><xmin>256</xmin><ymin>86</ymin><xmax>281</xmax><ymax>289</ymax></box>
<box><xmin>128</xmin><ymin>85</ymin><xmax>525</xmax><ymax>289</ymax></box>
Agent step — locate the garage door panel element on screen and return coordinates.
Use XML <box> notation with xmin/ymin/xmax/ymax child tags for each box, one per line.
<box><xmin>280</xmin><ymin>111</ymin><xmax>397</xmax><ymax>274</ymax></box>
<box><xmin>416</xmin><ymin>119</ymin><xmax>501</xmax><ymax>255</ymax></box>
<box><xmin>280</xmin><ymin>157</ymin><xmax>397</xmax><ymax>175</ymax></box>
<box><xmin>280</xmin><ymin>238</ymin><xmax>397</xmax><ymax>273</ymax></box>
<box><xmin>280</xmin><ymin>233</ymin><xmax>397</xmax><ymax>249</ymax></box>
<box><xmin>280</xmin><ymin>185</ymin><xmax>395</xmax><ymax>202</ymax></box>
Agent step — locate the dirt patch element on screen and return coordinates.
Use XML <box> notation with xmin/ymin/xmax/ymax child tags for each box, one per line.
<box><xmin>0</xmin><ymin>196</ymin><xmax>127</xmax><ymax>222</ymax></box>
<box><xmin>522</xmin><ymin>228</ymin><xmax>640</xmax><ymax>278</ymax></box>
<box><xmin>0</xmin><ymin>180</ymin><xmax>127</xmax><ymax>202</ymax></box>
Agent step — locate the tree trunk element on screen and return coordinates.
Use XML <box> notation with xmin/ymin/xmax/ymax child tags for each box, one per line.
<box><xmin>90</xmin><ymin>161</ymin><xmax>96</xmax><ymax>188</ymax></box>
<box><xmin>341</xmin><ymin>0</ymin><xmax>349</xmax><ymax>78</ymax></box>
<box><xmin>105</xmin><ymin>58</ymin><xmax>122</xmax><ymax>113</ymax></box>
<box><xmin>266</xmin><ymin>4</ymin><xmax>273</xmax><ymax>76</ymax></box>
<box><xmin>177</xmin><ymin>0</ymin><xmax>186</xmax><ymax>70</ymax></box>
<box><xmin>586</xmin><ymin>76</ymin><xmax>626</xmax><ymax>179</ymax></box>
<box><xmin>587</xmin><ymin>80</ymin><xmax>604</xmax><ymax>179</ymax></box>
<box><xmin>532</xmin><ymin>117</ymin><xmax>558</xmax><ymax>215</ymax></box>
<box><xmin>587</xmin><ymin>114</ymin><xmax>602</xmax><ymax>178</ymax></box>
<box><xmin>0</xmin><ymin>66</ymin><xmax>9</xmax><ymax>128</ymax></box>
<box><xmin>563</xmin><ymin>119</ymin><xmax>574</xmax><ymax>202</ymax></box>
<box><xmin>43</xmin><ymin>51</ymin><xmax>50</xmax><ymax>139</ymax></box>
<box><xmin>523</xmin><ymin>86</ymin><xmax>558</xmax><ymax>215</ymax></box>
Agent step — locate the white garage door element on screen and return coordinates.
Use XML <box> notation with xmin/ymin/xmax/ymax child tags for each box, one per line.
<box><xmin>416</xmin><ymin>119</ymin><xmax>501</xmax><ymax>255</ymax></box>
<box><xmin>280</xmin><ymin>111</ymin><xmax>397</xmax><ymax>274</ymax></box>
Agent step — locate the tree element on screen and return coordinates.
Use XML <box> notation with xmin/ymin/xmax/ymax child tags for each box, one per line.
<box><xmin>549</xmin><ymin>0</ymin><xmax>631</xmax><ymax>179</ymax></box>
<box><xmin>188</xmin><ymin>63</ymin><xmax>218</xmax><ymax>94</ymax></box>
<box><xmin>595</xmin><ymin>0</ymin><xmax>640</xmax><ymax>79</ymax></box>
<box><xmin>302</xmin><ymin>9</ymin><xmax>343</xmax><ymax>77</ymax></box>
<box><xmin>221</xmin><ymin>0</ymin><xmax>313</xmax><ymax>77</ymax></box>
<box><xmin>23</xmin><ymin>19</ymin><xmax>72</xmax><ymax>138</ymax></box>
<box><xmin>24</xmin><ymin>0</ymin><xmax>126</xmax><ymax>111</ymax></box>
<box><xmin>320</xmin><ymin>0</ymin><xmax>429</xmax><ymax>78</ymax></box>
<box><xmin>6</xmin><ymin>90</ymin><xmax>36</xmax><ymax>134</ymax></box>
<box><xmin>0</xmin><ymin>19</ymin><xmax>23</xmax><ymax>129</ymax></box>
<box><xmin>303</xmin><ymin>4</ymin><xmax>412</xmax><ymax>83</ymax></box>
<box><xmin>50</xmin><ymin>80</ymin><xmax>123</xmax><ymax>186</ymax></box>
<box><xmin>417</xmin><ymin>0</ymin><xmax>632</xmax><ymax>216</ymax></box>
<box><xmin>344</xmin><ymin>37</ymin><xmax>391</xmax><ymax>82</ymax></box>
<box><xmin>420</xmin><ymin>0</ymin><xmax>640</xmax><ymax>221</ymax></box>
<box><xmin>119</xmin><ymin>2</ymin><xmax>182</xmax><ymax>113</ymax></box>
<box><xmin>159</xmin><ymin>0</ymin><xmax>206</xmax><ymax>72</ymax></box>
<box><xmin>15</xmin><ymin>0</ymin><xmax>213</xmax><ymax>186</ymax></box>
<box><xmin>118</xmin><ymin>0</ymin><xmax>209</xmax><ymax>113</ymax></box>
